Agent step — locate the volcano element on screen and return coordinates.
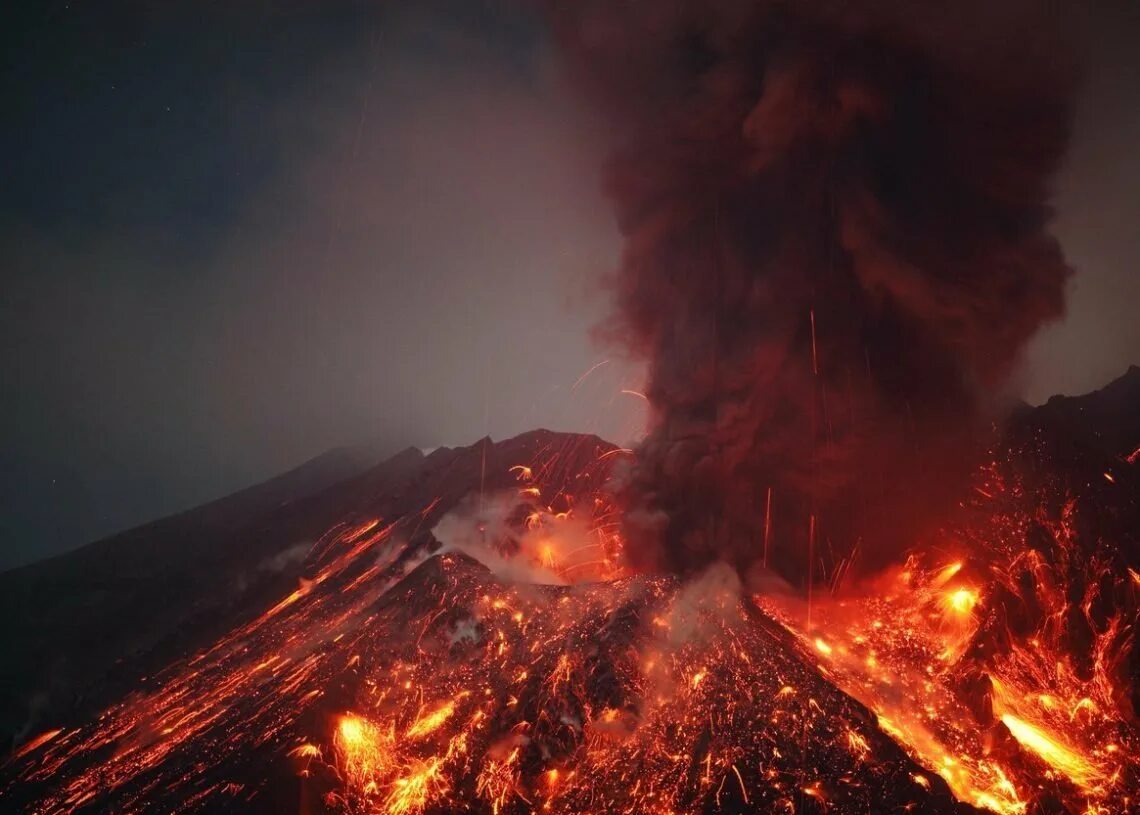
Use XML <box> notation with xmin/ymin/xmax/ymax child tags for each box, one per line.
<box><xmin>2</xmin><ymin>372</ymin><xmax>1138</xmax><ymax>815</ymax></box>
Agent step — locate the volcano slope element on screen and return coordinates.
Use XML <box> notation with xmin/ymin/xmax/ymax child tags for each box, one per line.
<box><xmin>3</xmin><ymin>373</ymin><xmax>1140</xmax><ymax>815</ymax></box>
<box><xmin>1</xmin><ymin>429</ymin><xmax>972</xmax><ymax>815</ymax></box>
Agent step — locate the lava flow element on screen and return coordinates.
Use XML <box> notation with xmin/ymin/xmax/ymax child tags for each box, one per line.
<box><xmin>2</xmin><ymin>414</ymin><xmax>1137</xmax><ymax>815</ymax></box>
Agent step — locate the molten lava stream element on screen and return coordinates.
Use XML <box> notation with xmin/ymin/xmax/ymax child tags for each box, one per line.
<box><xmin>758</xmin><ymin>547</ymin><xmax>1135</xmax><ymax>815</ymax></box>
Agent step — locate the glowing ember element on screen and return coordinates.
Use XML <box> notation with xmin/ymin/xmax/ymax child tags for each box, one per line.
<box><xmin>404</xmin><ymin>701</ymin><xmax>458</xmax><ymax>740</ymax></box>
<box><xmin>943</xmin><ymin>587</ymin><xmax>979</xmax><ymax>616</ymax></box>
<box><xmin>336</xmin><ymin>714</ymin><xmax>398</xmax><ymax>798</ymax></box>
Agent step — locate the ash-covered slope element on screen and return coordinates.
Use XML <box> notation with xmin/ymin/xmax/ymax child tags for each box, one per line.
<box><xmin>1011</xmin><ymin>365</ymin><xmax>1140</xmax><ymax>462</ymax></box>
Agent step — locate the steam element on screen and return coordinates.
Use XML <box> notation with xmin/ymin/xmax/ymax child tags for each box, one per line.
<box><xmin>637</xmin><ymin>562</ymin><xmax>745</xmax><ymax>712</ymax></box>
<box><xmin>431</xmin><ymin>490</ymin><xmax>602</xmax><ymax>585</ymax></box>
<box><xmin>257</xmin><ymin>542</ymin><xmax>311</xmax><ymax>573</ymax></box>
<box><xmin>548</xmin><ymin>0</ymin><xmax>1076</xmax><ymax>577</ymax></box>
<box><xmin>659</xmin><ymin>562</ymin><xmax>743</xmax><ymax>646</ymax></box>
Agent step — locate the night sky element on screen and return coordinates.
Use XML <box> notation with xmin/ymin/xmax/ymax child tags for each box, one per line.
<box><xmin>1</xmin><ymin>1</ymin><xmax>1137</xmax><ymax>569</ymax></box>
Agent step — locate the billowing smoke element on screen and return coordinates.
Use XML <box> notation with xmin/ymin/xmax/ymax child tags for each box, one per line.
<box><xmin>547</xmin><ymin>1</ymin><xmax>1075</xmax><ymax>578</ymax></box>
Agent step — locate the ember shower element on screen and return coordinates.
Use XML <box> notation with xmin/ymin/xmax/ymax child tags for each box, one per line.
<box><xmin>548</xmin><ymin>0</ymin><xmax>1074</xmax><ymax>576</ymax></box>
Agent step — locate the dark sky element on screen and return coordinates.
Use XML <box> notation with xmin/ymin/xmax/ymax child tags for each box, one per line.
<box><xmin>1</xmin><ymin>1</ymin><xmax>1137</xmax><ymax>569</ymax></box>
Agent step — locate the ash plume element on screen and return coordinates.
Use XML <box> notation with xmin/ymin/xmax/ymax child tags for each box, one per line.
<box><xmin>547</xmin><ymin>1</ymin><xmax>1076</xmax><ymax>578</ymax></box>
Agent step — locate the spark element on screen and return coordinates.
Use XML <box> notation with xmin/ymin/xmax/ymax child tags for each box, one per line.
<box><xmin>385</xmin><ymin>756</ymin><xmax>447</xmax><ymax>815</ymax></box>
<box><xmin>942</xmin><ymin>587</ymin><xmax>979</xmax><ymax>616</ymax></box>
<box><xmin>405</xmin><ymin>701</ymin><xmax>457</xmax><ymax>740</ymax></box>
<box><xmin>571</xmin><ymin>359</ymin><xmax>610</xmax><ymax>391</ymax></box>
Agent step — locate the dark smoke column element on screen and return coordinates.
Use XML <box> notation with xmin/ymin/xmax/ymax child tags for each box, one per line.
<box><xmin>549</xmin><ymin>1</ymin><xmax>1074</xmax><ymax>579</ymax></box>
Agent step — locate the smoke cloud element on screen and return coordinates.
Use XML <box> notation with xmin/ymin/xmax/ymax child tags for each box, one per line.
<box><xmin>547</xmin><ymin>1</ymin><xmax>1076</xmax><ymax>578</ymax></box>
<box><xmin>431</xmin><ymin>489</ymin><xmax>606</xmax><ymax>585</ymax></box>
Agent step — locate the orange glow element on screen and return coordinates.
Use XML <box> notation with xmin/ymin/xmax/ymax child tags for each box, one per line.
<box><xmin>385</xmin><ymin>757</ymin><xmax>447</xmax><ymax>815</ymax></box>
<box><xmin>758</xmin><ymin>530</ymin><xmax>1133</xmax><ymax>815</ymax></box>
<box><xmin>942</xmin><ymin>587</ymin><xmax>979</xmax><ymax>616</ymax></box>
<box><xmin>1000</xmin><ymin>714</ymin><xmax>1105</xmax><ymax>791</ymax></box>
<box><xmin>405</xmin><ymin>701</ymin><xmax>457</xmax><ymax>740</ymax></box>
<box><xmin>335</xmin><ymin>713</ymin><xmax>396</xmax><ymax>793</ymax></box>
<box><xmin>13</xmin><ymin>729</ymin><xmax>63</xmax><ymax>760</ymax></box>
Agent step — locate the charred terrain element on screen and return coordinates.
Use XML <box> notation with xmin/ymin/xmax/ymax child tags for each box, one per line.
<box><xmin>1</xmin><ymin>370</ymin><xmax>1138</xmax><ymax>815</ymax></box>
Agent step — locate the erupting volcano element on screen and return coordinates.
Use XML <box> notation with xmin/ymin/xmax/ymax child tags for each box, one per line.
<box><xmin>2</xmin><ymin>2</ymin><xmax>1137</xmax><ymax>814</ymax></box>
<box><xmin>2</xmin><ymin>377</ymin><xmax>1139</xmax><ymax>814</ymax></box>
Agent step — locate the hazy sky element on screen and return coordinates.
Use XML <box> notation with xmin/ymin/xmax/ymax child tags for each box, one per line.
<box><xmin>1</xmin><ymin>1</ymin><xmax>1137</xmax><ymax>568</ymax></box>
<box><xmin>1021</xmin><ymin>0</ymin><xmax>1140</xmax><ymax>403</ymax></box>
